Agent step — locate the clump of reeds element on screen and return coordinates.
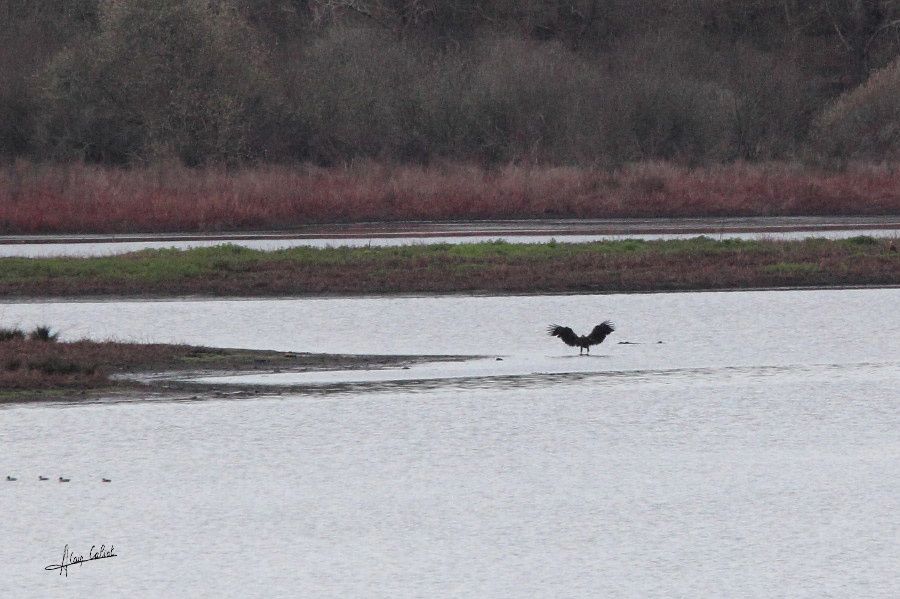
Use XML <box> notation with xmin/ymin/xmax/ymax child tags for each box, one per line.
<box><xmin>0</xmin><ymin>327</ymin><xmax>25</xmax><ymax>342</ymax></box>
<box><xmin>28</xmin><ymin>325</ymin><xmax>59</xmax><ymax>342</ymax></box>
<box><xmin>1</xmin><ymin>325</ymin><xmax>60</xmax><ymax>342</ymax></box>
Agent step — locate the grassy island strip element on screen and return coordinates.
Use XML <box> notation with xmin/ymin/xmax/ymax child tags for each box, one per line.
<box><xmin>1</xmin><ymin>237</ymin><xmax>898</xmax><ymax>297</ymax></box>
<box><xmin>0</xmin><ymin>329</ymin><xmax>466</xmax><ymax>402</ymax></box>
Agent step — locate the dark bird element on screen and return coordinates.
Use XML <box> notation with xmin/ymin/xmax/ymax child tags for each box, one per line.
<box><xmin>39</xmin><ymin>475</ymin><xmax>48</xmax><ymax>481</ymax></box>
<box><xmin>58</xmin><ymin>477</ymin><xmax>70</xmax><ymax>483</ymax></box>
<box><xmin>6</xmin><ymin>476</ymin><xmax>16</xmax><ymax>481</ymax></box>
<box><xmin>101</xmin><ymin>478</ymin><xmax>111</xmax><ymax>483</ymax></box>
<box><xmin>547</xmin><ymin>321</ymin><xmax>615</xmax><ymax>354</ymax></box>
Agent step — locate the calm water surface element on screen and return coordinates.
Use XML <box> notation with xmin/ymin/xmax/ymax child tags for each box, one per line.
<box><xmin>1</xmin><ymin>229</ymin><xmax>897</xmax><ymax>257</ymax></box>
<box><xmin>1</xmin><ymin>289</ymin><xmax>898</xmax><ymax>597</ymax></box>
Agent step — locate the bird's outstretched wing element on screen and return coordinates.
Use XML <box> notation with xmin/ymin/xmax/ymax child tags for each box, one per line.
<box><xmin>547</xmin><ymin>324</ymin><xmax>580</xmax><ymax>347</ymax></box>
<box><xmin>586</xmin><ymin>321</ymin><xmax>615</xmax><ymax>345</ymax></box>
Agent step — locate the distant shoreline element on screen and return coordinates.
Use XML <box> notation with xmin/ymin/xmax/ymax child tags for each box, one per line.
<box><xmin>4</xmin><ymin>284</ymin><xmax>900</xmax><ymax>306</ymax></box>
<box><xmin>2</xmin><ymin>215</ymin><xmax>899</xmax><ymax>245</ymax></box>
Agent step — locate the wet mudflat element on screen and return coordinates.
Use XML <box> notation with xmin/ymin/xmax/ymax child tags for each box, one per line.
<box><xmin>1</xmin><ymin>289</ymin><xmax>898</xmax><ymax>597</ymax></box>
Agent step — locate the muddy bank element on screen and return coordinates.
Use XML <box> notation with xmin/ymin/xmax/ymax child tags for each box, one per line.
<box><xmin>2</xmin><ymin>216</ymin><xmax>899</xmax><ymax>245</ymax></box>
<box><xmin>0</xmin><ymin>337</ymin><xmax>472</xmax><ymax>403</ymax></box>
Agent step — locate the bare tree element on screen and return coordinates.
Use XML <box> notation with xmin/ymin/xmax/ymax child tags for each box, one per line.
<box><xmin>799</xmin><ymin>0</ymin><xmax>900</xmax><ymax>84</ymax></box>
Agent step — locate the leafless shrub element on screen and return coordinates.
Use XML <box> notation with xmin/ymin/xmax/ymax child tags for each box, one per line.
<box><xmin>812</xmin><ymin>56</ymin><xmax>900</xmax><ymax>162</ymax></box>
<box><xmin>287</xmin><ymin>26</ymin><xmax>432</xmax><ymax>163</ymax></box>
<box><xmin>34</xmin><ymin>0</ymin><xmax>278</xmax><ymax>165</ymax></box>
<box><xmin>452</xmin><ymin>37</ymin><xmax>618</xmax><ymax>164</ymax></box>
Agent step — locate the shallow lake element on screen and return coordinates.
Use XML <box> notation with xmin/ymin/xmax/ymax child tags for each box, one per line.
<box><xmin>2</xmin><ymin>289</ymin><xmax>899</xmax><ymax>597</ymax></box>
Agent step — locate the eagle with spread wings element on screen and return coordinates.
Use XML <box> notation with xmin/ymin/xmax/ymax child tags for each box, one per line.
<box><xmin>547</xmin><ymin>321</ymin><xmax>615</xmax><ymax>354</ymax></box>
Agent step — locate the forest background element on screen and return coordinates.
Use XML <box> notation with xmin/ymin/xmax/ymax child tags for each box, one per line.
<box><xmin>2</xmin><ymin>0</ymin><xmax>900</xmax><ymax>232</ymax></box>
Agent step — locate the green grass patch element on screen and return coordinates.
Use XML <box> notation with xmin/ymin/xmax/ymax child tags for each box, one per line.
<box><xmin>762</xmin><ymin>262</ymin><xmax>822</xmax><ymax>275</ymax></box>
<box><xmin>844</xmin><ymin>235</ymin><xmax>878</xmax><ymax>245</ymax></box>
<box><xmin>0</xmin><ymin>237</ymin><xmax>803</xmax><ymax>281</ymax></box>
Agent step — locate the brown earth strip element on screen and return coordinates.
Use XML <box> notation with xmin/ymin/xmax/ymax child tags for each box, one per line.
<box><xmin>0</xmin><ymin>337</ymin><xmax>469</xmax><ymax>403</ymax></box>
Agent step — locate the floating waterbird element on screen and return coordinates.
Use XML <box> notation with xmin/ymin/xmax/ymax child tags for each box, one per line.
<box><xmin>6</xmin><ymin>476</ymin><xmax>16</xmax><ymax>481</ymax></box>
<box><xmin>58</xmin><ymin>477</ymin><xmax>70</xmax><ymax>483</ymax></box>
<box><xmin>547</xmin><ymin>321</ymin><xmax>615</xmax><ymax>354</ymax></box>
<box><xmin>39</xmin><ymin>475</ymin><xmax>48</xmax><ymax>481</ymax></box>
<box><xmin>102</xmin><ymin>478</ymin><xmax>111</xmax><ymax>483</ymax></box>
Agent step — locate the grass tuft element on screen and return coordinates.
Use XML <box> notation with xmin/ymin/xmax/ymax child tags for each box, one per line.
<box><xmin>845</xmin><ymin>235</ymin><xmax>878</xmax><ymax>245</ymax></box>
<box><xmin>0</xmin><ymin>327</ymin><xmax>26</xmax><ymax>342</ymax></box>
<box><xmin>28</xmin><ymin>326</ymin><xmax>59</xmax><ymax>342</ymax></box>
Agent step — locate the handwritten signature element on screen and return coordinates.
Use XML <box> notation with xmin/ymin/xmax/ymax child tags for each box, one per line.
<box><xmin>45</xmin><ymin>544</ymin><xmax>117</xmax><ymax>576</ymax></box>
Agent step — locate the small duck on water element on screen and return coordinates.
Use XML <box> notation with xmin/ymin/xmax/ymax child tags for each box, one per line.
<box><xmin>6</xmin><ymin>476</ymin><xmax>16</xmax><ymax>481</ymax></box>
<box><xmin>58</xmin><ymin>477</ymin><xmax>70</xmax><ymax>483</ymax></box>
<box><xmin>102</xmin><ymin>478</ymin><xmax>111</xmax><ymax>483</ymax></box>
<box><xmin>39</xmin><ymin>475</ymin><xmax>48</xmax><ymax>481</ymax></box>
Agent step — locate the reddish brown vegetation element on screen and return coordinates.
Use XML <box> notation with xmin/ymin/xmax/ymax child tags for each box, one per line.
<box><xmin>0</xmin><ymin>338</ymin><xmax>289</xmax><ymax>392</ymax></box>
<box><xmin>0</xmin><ymin>339</ymin><xmax>175</xmax><ymax>390</ymax></box>
<box><xmin>2</xmin><ymin>161</ymin><xmax>899</xmax><ymax>234</ymax></box>
<box><xmin>0</xmin><ymin>336</ymin><xmax>461</xmax><ymax>396</ymax></box>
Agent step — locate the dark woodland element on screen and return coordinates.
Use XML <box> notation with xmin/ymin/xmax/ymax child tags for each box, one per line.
<box><xmin>2</xmin><ymin>0</ymin><xmax>900</xmax><ymax>167</ymax></box>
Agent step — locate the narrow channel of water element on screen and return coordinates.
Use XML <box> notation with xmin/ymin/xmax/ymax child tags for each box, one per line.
<box><xmin>0</xmin><ymin>228</ymin><xmax>896</xmax><ymax>257</ymax></box>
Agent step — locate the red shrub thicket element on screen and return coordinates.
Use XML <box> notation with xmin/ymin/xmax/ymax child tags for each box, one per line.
<box><xmin>1</xmin><ymin>161</ymin><xmax>898</xmax><ymax>234</ymax></box>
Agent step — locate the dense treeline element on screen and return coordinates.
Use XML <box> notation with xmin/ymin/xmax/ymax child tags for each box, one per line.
<box><xmin>2</xmin><ymin>0</ymin><xmax>900</xmax><ymax>167</ymax></box>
